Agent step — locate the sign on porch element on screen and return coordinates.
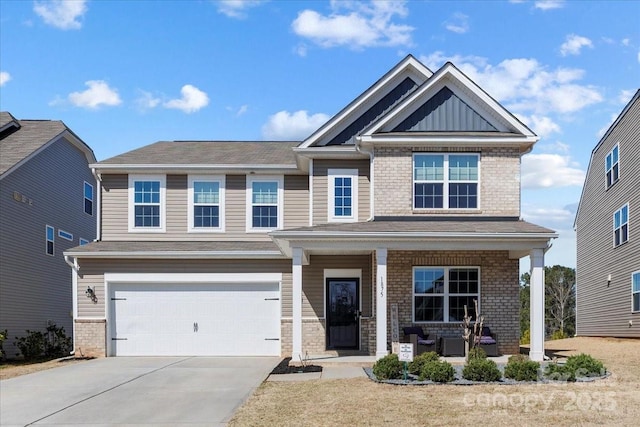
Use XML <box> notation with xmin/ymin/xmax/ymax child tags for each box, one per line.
<box><xmin>398</xmin><ymin>343</ymin><xmax>413</xmax><ymax>362</ymax></box>
<box><xmin>391</xmin><ymin>303</ymin><xmax>400</xmax><ymax>353</ymax></box>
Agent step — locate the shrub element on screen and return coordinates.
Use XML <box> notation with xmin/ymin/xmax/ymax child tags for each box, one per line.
<box><xmin>544</xmin><ymin>362</ymin><xmax>575</xmax><ymax>382</ymax></box>
<box><xmin>372</xmin><ymin>354</ymin><xmax>403</xmax><ymax>380</ymax></box>
<box><xmin>419</xmin><ymin>360</ymin><xmax>456</xmax><ymax>383</ymax></box>
<box><xmin>520</xmin><ymin>329</ymin><xmax>530</xmax><ymax>345</ymax></box>
<box><xmin>15</xmin><ymin>330</ymin><xmax>45</xmax><ymax>360</ymax></box>
<box><xmin>551</xmin><ymin>330</ymin><xmax>567</xmax><ymax>340</ymax></box>
<box><xmin>408</xmin><ymin>351</ymin><xmax>439</xmax><ymax>375</ymax></box>
<box><xmin>504</xmin><ymin>355</ymin><xmax>540</xmax><ymax>381</ymax></box>
<box><xmin>14</xmin><ymin>322</ymin><xmax>71</xmax><ymax>361</ymax></box>
<box><xmin>462</xmin><ymin>358</ymin><xmax>502</xmax><ymax>382</ymax></box>
<box><xmin>544</xmin><ymin>354</ymin><xmax>605</xmax><ymax>382</ymax></box>
<box><xmin>0</xmin><ymin>329</ymin><xmax>7</xmax><ymax>360</ymax></box>
<box><xmin>467</xmin><ymin>346</ymin><xmax>487</xmax><ymax>361</ymax></box>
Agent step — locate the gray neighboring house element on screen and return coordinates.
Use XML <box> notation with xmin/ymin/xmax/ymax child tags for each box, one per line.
<box><xmin>0</xmin><ymin>112</ymin><xmax>97</xmax><ymax>358</ymax></box>
<box><xmin>575</xmin><ymin>90</ymin><xmax>640</xmax><ymax>338</ymax></box>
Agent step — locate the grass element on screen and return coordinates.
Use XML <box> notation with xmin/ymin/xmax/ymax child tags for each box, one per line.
<box><xmin>229</xmin><ymin>337</ymin><xmax>640</xmax><ymax>426</ymax></box>
<box><xmin>0</xmin><ymin>357</ymin><xmax>90</xmax><ymax>380</ymax></box>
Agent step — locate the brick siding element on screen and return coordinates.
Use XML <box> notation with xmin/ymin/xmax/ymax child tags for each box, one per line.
<box><xmin>75</xmin><ymin>319</ymin><xmax>106</xmax><ymax>357</ymax></box>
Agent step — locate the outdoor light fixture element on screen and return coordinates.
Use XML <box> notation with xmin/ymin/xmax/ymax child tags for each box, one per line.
<box><xmin>607</xmin><ymin>274</ymin><xmax>612</xmax><ymax>287</ymax></box>
<box><xmin>86</xmin><ymin>286</ymin><xmax>97</xmax><ymax>303</ymax></box>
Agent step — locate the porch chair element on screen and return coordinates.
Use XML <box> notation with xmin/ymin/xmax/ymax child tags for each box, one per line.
<box><xmin>402</xmin><ymin>326</ymin><xmax>436</xmax><ymax>356</ymax></box>
<box><xmin>474</xmin><ymin>326</ymin><xmax>499</xmax><ymax>357</ymax></box>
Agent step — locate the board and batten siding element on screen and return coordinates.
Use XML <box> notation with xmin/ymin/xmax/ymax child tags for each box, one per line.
<box><xmin>76</xmin><ymin>258</ymin><xmax>293</xmax><ymax>318</ymax></box>
<box><xmin>576</xmin><ymin>95</ymin><xmax>640</xmax><ymax>338</ymax></box>
<box><xmin>100</xmin><ymin>174</ymin><xmax>308</xmax><ymax>241</ymax></box>
<box><xmin>312</xmin><ymin>159</ymin><xmax>370</xmax><ymax>224</ymax></box>
<box><xmin>0</xmin><ymin>137</ymin><xmax>96</xmax><ymax>357</ymax></box>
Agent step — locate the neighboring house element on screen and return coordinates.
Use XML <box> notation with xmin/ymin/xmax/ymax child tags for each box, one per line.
<box><xmin>0</xmin><ymin>112</ymin><xmax>97</xmax><ymax>358</ymax></box>
<box><xmin>575</xmin><ymin>90</ymin><xmax>640</xmax><ymax>338</ymax></box>
<box><xmin>65</xmin><ymin>56</ymin><xmax>556</xmax><ymax>361</ymax></box>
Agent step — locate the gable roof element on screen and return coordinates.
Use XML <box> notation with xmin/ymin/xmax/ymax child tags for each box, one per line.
<box><xmin>93</xmin><ymin>140</ymin><xmax>302</xmax><ymax>173</ymax></box>
<box><xmin>0</xmin><ymin>111</ymin><xmax>96</xmax><ymax>177</ymax></box>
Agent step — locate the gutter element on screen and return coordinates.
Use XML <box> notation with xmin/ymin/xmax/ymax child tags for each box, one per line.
<box><xmin>64</xmin><ymin>254</ymin><xmax>78</xmax><ymax>356</ymax></box>
<box><xmin>355</xmin><ymin>136</ymin><xmax>374</xmax><ymax>221</ymax></box>
<box><xmin>92</xmin><ymin>168</ymin><xmax>101</xmax><ymax>241</ymax></box>
<box><xmin>62</xmin><ymin>250</ymin><xmax>288</xmax><ymax>259</ymax></box>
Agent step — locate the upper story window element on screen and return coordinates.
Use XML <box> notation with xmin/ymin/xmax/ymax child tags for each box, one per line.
<box><xmin>328</xmin><ymin>169</ymin><xmax>358</xmax><ymax>222</ymax></box>
<box><xmin>58</xmin><ymin>230</ymin><xmax>73</xmax><ymax>241</ymax></box>
<box><xmin>46</xmin><ymin>225</ymin><xmax>54</xmax><ymax>256</ymax></box>
<box><xmin>633</xmin><ymin>271</ymin><xmax>640</xmax><ymax>313</ymax></box>
<box><xmin>613</xmin><ymin>203</ymin><xmax>629</xmax><ymax>247</ymax></box>
<box><xmin>84</xmin><ymin>181</ymin><xmax>94</xmax><ymax>215</ymax></box>
<box><xmin>413</xmin><ymin>267</ymin><xmax>480</xmax><ymax>323</ymax></box>
<box><xmin>128</xmin><ymin>175</ymin><xmax>166</xmax><ymax>232</ymax></box>
<box><xmin>246</xmin><ymin>176</ymin><xmax>283</xmax><ymax>232</ymax></box>
<box><xmin>413</xmin><ymin>153</ymin><xmax>479</xmax><ymax>210</ymax></box>
<box><xmin>188</xmin><ymin>176</ymin><xmax>225</xmax><ymax>232</ymax></box>
<box><xmin>605</xmin><ymin>144</ymin><xmax>619</xmax><ymax>189</ymax></box>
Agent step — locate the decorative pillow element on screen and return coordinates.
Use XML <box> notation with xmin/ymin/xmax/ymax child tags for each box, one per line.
<box><xmin>403</xmin><ymin>326</ymin><xmax>426</xmax><ymax>339</ymax></box>
<box><xmin>479</xmin><ymin>337</ymin><xmax>496</xmax><ymax>345</ymax></box>
<box><xmin>481</xmin><ymin>326</ymin><xmax>492</xmax><ymax>337</ymax></box>
<box><xmin>418</xmin><ymin>339</ymin><xmax>435</xmax><ymax>346</ymax></box>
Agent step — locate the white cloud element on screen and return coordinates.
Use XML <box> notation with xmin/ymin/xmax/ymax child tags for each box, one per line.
<box><xmin>618</xmin><ymin>89</ymin><xmax>635</xmax><ymax>104</ymax></box>
<box><xmin>0</xmin><ymin>71</ymin><xmax>11</xmax><ymax>86</ymax></box>
<box><xmin>262</xmin><ymin>110</ymin><xmax>330</xmax><ymax>140</ymax></box>
<box><xmin>521</xmin><ymin>154</ymin><xmax>585</xmax><ymax>189</ymax></box>
<box><xmin>67</xmin><ymin>80</ymin><xmax>121</xmax><ymax>109</ymax></box>
<box><xmin>622</xmin><ymin>38</ymin><xmax>630</xmax><ymax>46</ymax></box>
<box><xmin>134</xmin><ymin>90</ymin><xmax>161</xmax><ymax>112</ymax></box>
<box><xmin>216</xmin><ymin>0</ymin><xmax>266</xmax><ymax>19</ymax></box>
<box><xmin>597</xmin><ymin>113</ymin><xmax>619</xmax><ymax>138</ymax></box>
<box><xmin>291</xmin><ymin>0</ymin><xmax>413</xmax><ymax>49</ymax></box>
<box><xmin>534</xmin><ymin>0</ymin><xmax>565</xmax><ymax>10</ymax></box>
<box><xmin>33</xmin><ymin>0</ymin><xmax>87</xmax><ymax>30</ymax></box>
<box><xmin>163</xmin><ymin>85</ymin><xmax>209</xmax><ymax>113</ymax></box>
<box><xmin>521</xmin><ymin>203</ymin><xmax>577</xmax><ymax>230</ymax></box>
<box><xmin>637</xmin><ymin>50</ymin><xmax>640</xmax><ymax>63</ymax></box>
<box><xmin>516</xmin><ymin>114</ymin><xmax>561</xmax><ymax>138</ymax></box>
<box><xmin>420</xmin><ymin>52</ymin><xmax>603</xmax><ymax>114</ymax></box>
<box><xmin>560</xmin><ymin>34</ymin><xmax>593</xmax><ymax>56</ymax></box>
<box><xmin>444</xmin><ymin>12</ymin><xmax>469</xmax><ymax>34</ymax></box>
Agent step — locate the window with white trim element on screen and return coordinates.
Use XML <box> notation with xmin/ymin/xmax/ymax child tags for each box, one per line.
<box><xmin>128</xmin><ymin>175</ymin><xmax>166</xmax><ymax>232</ymax></box>
<box><xmin>188</xmin><ymin>176</ymin><xmax>225</xmax><ymax>232</ymax></box>
<box><xmin>613</xmin><ymin>204</ymin><xmax>629</xmax><ymax>247</ymax></box>
<box><xmin>606</xmin><ymin>144</ymin><xmax>619</xmax><ymax>189</ymax></box>
<box><xmin>84</xmin><ymin>181</ymin><xmax>94</xmax><ymax>215</ymax></box>
<box><xmin>246</xmin><ymin>176</ymin><xmax>283</xmax><ymax>231</ymax></box>
<box><xmin>46</xmin><ymin>225</ymin><xmax>54</xmax><ymax>255</ymax></box>
<box><xmin>632</xmin><ymin>271</ymin><xmax>640</xmax><ymax>313</ymax></box>
<box><xmin>58</xmin><ymin>230</ymin><xmax>73</xmax><ymax>241</ymax></box>
<box><xmin>414</xmin><ymin>153</ymin><xmax>479</xmax><ymax>209</ymax></box>
<box><xmin>79</xmin><ymin>238</ymin><xmax>90</xmax><ymax>246</ymax></box>
<box><xmin>413</xmin><ymin>267</ymin><xmax>480</xmax><ymax>322</ymax></box>
<box><xmin>328</xmin><ymin>169</ymin><xmax>358</xmax><ymax>222</ymax></box>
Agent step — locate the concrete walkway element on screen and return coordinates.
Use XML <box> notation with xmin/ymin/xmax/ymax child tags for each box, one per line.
<box><xmin>0</xmin><ymin>356</ymin><xmax>278</xmax><ymax>426</ymax></box>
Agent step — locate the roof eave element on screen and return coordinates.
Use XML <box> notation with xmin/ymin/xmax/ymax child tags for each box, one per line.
<box><xmin>63</xmin><ymin>250</ymin><xmax>287</xmax><ymax>259</ymax></box>
<box><xmin>91</xmin><ymin>164</ymin><xmax>303</xmax><ymax>174</ymax></box>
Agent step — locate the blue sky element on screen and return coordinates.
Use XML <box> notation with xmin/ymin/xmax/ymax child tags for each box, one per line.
<box><xmin>1</xmin><ymin>0</ymin><xmax>639</xmax><ymax>272</ymax></box>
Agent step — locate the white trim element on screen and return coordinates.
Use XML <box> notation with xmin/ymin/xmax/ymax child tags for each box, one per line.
<box><xmin>187</xmin><ymin>175</ymin><xmax>225</xmax><ymax>232</ymax></box>
<box><xmin>104</xmin><ymin>272</ymin><xmax>283</xmax><ymax>283</ymax></box>
<box><xmin>613</xmin><ymin>203</ymin><xmax>629</xmax><ymax>248</ymax></box>
<box><xmin>246</xmin><ymin>175</ymin><xmax>284</xmax><ymax>232</ymax></box>
<box><xmin>605</xmin><ymin>143</ymin><xmax>620</xmax><ymax>190</ymax></box>
<box><xmin>58</xmin><ymin>229</ymin><xmax>73</xmax><ymax>241</ymax></box>
<box><xmin>327</xmin><ymin>169</ymin><xmax>358</xmax><ymax>222</ymax></box>
<box><xmin>62</xmin><ymin>250</ymin><xmax>286</xmax><ymax>259</ymax></box>
<box><xmin>375</xmin><ymin>248</ymin><xmax>388</xmax><ymax>359</ymax></box>
<box><xmin>323</xmin><ymin>269</ymin><xmax>363</xmax><ymax>321</ymax></box>
<box><xmin>529</xmin><ymin>248</ymin><xmax>545</xmax><ymax>362</ymax></box>
<box><xmin>632</xmin><ymin>270</ymin><xmax>640</xmax><ymax>313</ymax></box>
<box><xmin>45</xmin><ymin>224</ymin><xmax>55</xmax><ymax>256</ymax></box>
<box><xmin>83</xmin><ymin>181</ymin><xmax>94</xmax><ymax>216</ymax></box>
<box><xmin>308</xmin><ymin>159</ymin><xmax>314</xmax><ymax>226</ymax></box>
<box><xmin>128</xmin><ymin>174</ymin><xmax>166</xmax><ymax>233</ymax></box>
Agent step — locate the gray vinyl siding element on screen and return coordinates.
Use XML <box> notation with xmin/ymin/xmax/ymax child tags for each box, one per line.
<box><xmin>100</xmin><ymin>174</ymin><xmax>309</xmax><ymax>241</ymax></box>
<box><xmin>312</xmin><ymin>159</ymin><xmax>371</xmax><ymax>224</ymax></box>
<box><xmin>576</xmin><ymin>95</ymin><xmax>640</xmax><ymax>337</ymax></box>
<box><xmin>76</xmin><ymin>258</ymin><xmax>293</xmax><ymax>318</ymax></box>
<box><xmin>0</xmin><ymin>137</ymin><xmax>96</xmax><ymax>357</ymax></box>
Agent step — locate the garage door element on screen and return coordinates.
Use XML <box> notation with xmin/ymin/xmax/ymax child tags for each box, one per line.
<box><xmin>109</xmin><ymin>282</ymin><xmax>280</xmax><ymax>356</ymax></box>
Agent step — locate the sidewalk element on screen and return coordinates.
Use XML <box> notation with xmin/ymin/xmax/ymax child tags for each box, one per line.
<box><xmin>266</xmin><ymin>365</ymin><xmax>367</xmax><ymax>382</ymax></box>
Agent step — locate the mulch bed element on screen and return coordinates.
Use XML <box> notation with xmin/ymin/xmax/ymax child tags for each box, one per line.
<box><xmin>270</xmin><ymin>357</ymin><xmax>323</xmax><ymax>374</ymax></box>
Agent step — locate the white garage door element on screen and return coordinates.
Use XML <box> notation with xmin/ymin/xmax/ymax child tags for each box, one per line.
<box><xmin>109</xmin><ymin>282</ymin><xmax>281</xmax><ymax>356</ymax></box>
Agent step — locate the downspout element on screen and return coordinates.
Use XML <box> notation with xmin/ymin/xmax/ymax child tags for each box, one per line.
<box><xmin>92</xmin><ymin>168</ymin><xmax>102</xmax><ymax>241</ymax></box>
<box><xmin>355</xmin><ymin>136</ymin><xmax>374</xmax><ymax>221</ymax></box>
<box><xmin>64</xmin><ymin>255</ymin><xmax>79</xmax><ymax>355</ymax></box>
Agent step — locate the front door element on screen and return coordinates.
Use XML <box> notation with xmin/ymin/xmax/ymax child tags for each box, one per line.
<box><xmin>326</xmin><ymin>278</ymin><xmax>360</xmax><ymax>350</ymax></box>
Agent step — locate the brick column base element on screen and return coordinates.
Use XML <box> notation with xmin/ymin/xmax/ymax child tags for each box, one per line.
<box><xmin>75</xmin><ymin>319</ymin><xmax>106</xmax><ymax>358</ymax></box>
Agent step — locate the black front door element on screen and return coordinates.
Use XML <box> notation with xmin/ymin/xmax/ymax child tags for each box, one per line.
<box><xmin>326</xmin><ymin>278</ymin><xmax>360</xmax><ymax>350</ymax></box>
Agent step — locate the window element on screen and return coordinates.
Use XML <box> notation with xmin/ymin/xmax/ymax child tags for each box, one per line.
<box><xmin>606</xmin><ymin>144</ymin><xmax>619</xmax><ymax>189</ymax></box>
<box><xmin>633</xmin><ymin>272</ymin><xmax>640</xmax><ymax>313</ymax></box>
<box><xmin>414</xmin><ymin>153</ymin><xmax>479</xmax><ymax>209</ymax></box>
<box><xmin>413</xmin><ymin>267</ymin><xmax>480</xmax><ymax>322</ymax></box>
<box><xmin>128</xmin><ymin>175</ymin><xmax>166</xmax><ymax>232</ymax></box>
<box><xmin>79</xmin><ymin>238</ymin><xmax>90</xmax><ymax>245</ymax></box>
<box><xmin>328</xmin><ymin>169</ymin><xmax>358</xmax><ymax>222</ymax></box>
<box><xmin>58</xmin><ymin>230</ymin><xmax>73</xmax><ymax>241</ymax></box>
<box><xmin>246</xmin><ymin>176</ymin><xmax>283</xmax><ymax>231</ymax></box>
<box><xmin>614</xmin><ymin>204</ymin><xmax>629</xmax><ymax>247</ymax></box>
<box><xmin>188</xmin><ymin>176</ymin><xmax>225</xmax><ymax>232</ymax></box>
<box><xmin>84</xmin><ymin>181</ymin><xmax>94</xmax><ymax>215</ymax></box>
<box><xmin>46</xmin><ymin>225</ymin><xmax>54</xmax><ymax>255</ymax></box>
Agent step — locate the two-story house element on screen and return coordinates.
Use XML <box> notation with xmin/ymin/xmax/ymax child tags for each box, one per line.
<box><xmin>575</xmin><ymin>89</ymin><xmax>639</xmax><ymax>337</ymax></box>
<box><xmin>0</xmin><ymin>112</ymin><xmax>96</xmax><ymax>358</ymax></box>
<box><xmin>64</xmin><ymin>56</ymin><xmax>556</xmax><ymax>361</ymax></box>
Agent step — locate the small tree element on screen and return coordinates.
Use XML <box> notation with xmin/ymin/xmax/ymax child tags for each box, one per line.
<box><xmin>461</xmin><ymin>299</ymin><xmax>484</xmax><ymax>357</ymax></box>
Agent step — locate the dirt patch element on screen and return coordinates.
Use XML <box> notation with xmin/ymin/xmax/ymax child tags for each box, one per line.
<box><xmin>229</xmin><ymin>337</ymin><xmax>640</xmax><ymax>426</ymax></box>
<box><xmin>270</xmin><ymin>357</ymin><xmax>323</xmax><ymax>374</ymax></box>
<box><xmin>0</xmin><ymin>357</ymin><xmax>94</xmax><ymax>380</ymax></box>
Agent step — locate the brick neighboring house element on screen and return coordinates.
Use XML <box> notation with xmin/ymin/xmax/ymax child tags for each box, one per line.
<box><xmin>0</xmin><ymin>112</ymin><xmax>96</xmax><ymax>358</ymax></box>
<box><xmin>65</xmin><ymin>55</ymin><xmax>556</xmax><ymax>360</ymax></box>
<box><xmin>575</xmin><ymin>89</ymin><xmax>640</xmax><ymax>337</ymax></box>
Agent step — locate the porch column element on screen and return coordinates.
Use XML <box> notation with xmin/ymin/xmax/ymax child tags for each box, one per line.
<box><xmin>376</xmin><ymin>247</ymin><xmax>388</xmax><ymax>359</ymax></box>
<box><xmin>292</xmin><ymin>247</ymin><xmax>303</xmax><ymax>361</ymax></box>
<box><xmin>529</xmin><ymin>248</ymin><xmax>545</xmax><ymax>362</ymax></box>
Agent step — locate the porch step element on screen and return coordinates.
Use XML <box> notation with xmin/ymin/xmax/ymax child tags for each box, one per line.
<box><xmin>292</xmin><ymin>355</ymin><xmax>376</xmax><ymax>367</ymax></box>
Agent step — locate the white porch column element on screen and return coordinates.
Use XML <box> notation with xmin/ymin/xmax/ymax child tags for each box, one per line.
<box><xmin>376</xmin><ymin>247</ymin><xmax>388</xmax><ymax>359</ymax></box>
<box><xmin>292</xmin><ymin>247</ymin><xmax>303</xmax><ymax>361</ymax></box>
<box><xmin>529</xmin><ymin>248</ymin><xmax>545</xmax><ymax>362</ymax></box>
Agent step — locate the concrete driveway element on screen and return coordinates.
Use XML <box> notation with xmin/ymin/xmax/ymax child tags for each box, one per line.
<box><xmin>0</xmin><ymin>356</ymin><xmax>279</xmax><ymax>426</ymax></box>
